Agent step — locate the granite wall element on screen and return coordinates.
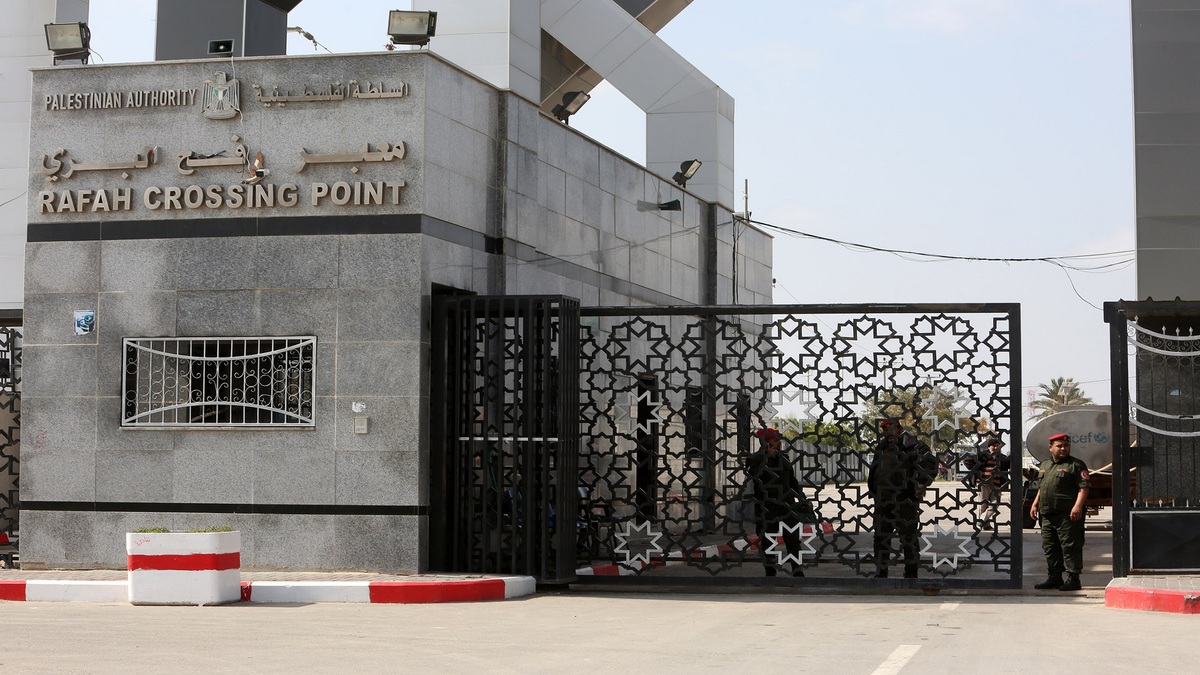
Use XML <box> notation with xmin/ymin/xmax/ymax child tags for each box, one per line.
<box><xmin>22</xmin><ymin>50</ymin><xmax>771</xmax><ymax>570</ymax></box>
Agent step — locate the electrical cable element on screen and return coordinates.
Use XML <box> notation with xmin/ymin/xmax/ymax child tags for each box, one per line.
<box><xmin>745</xmin><ymin>217</ymin><xmax>1134</xmax><ymax>273</ymax></box>
<box><xmin>0</xmin><ymin>192</ymin><xmax>28</xmax><ymax>210</ymax></box>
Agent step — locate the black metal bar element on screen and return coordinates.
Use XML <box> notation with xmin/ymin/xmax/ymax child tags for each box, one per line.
<box><xmin>428</xmin><ymin>297</ymin><xmax>450</xmax><ymax>571</ymax></box>
<box><xmin>582</xmin><ymin>302</ymin><xmax>1021</xmax><ymax>317</ymax></box>
<box><xmin>1106</xmin><ymin>301</ymin><xmax>1131</xmax><ymax>577</ymax></box>
<box><xmin>1008</xmin><ymin>304</ymin><xmax>1023</xmax><ymax>583</ymax></box>
<box><xmin>555</xmin><ymin>298</ymin><xmax>581</xmax><ymax>583</ymax></box>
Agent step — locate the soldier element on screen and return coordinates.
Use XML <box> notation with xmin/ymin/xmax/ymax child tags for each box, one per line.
<box><xmin>1030</xmin><ymin>432</ymin><xmax>1090</xmax><ymax>591</ymax></box>
<box><xmin>746</xmin><ymin>427</ymin><xmax>813</xmax><ymax>577</ymax></box>
<box><xmin>965</xmin><ymin>436</ymin><xmax>1011</xmax><ymax>524</ymax></box>
<box><xmin>867</xmin><ymin>419</ymin><xmax>937</xmax><ymax>579</ymax></box>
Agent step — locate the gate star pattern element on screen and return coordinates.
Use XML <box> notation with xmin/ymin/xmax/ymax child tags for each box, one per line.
<box><xmin>575</xmin><ymin>305</ymin><xmax>1021</xmax><ymax>587</ymax></box>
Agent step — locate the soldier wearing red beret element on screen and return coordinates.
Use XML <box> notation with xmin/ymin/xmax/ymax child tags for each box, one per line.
<box><xmin>745</xmin><ymin>427</ymin><xmax>812</xmax><ymax>576</ymax></box>
<box><xmin>1030</xmin><ymin>432</ymin><xmax>1090</xmax><ymax>591</ymax></box>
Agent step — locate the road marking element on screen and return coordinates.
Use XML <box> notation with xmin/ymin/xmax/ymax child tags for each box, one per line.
<box><xmin>940</xmin><ymin>602</ymin><xmax>960</xmax><ymax>611</ymax></box>
<box><xmin>872</xmin><ymin>645</ymin><xmax>921</xmax><ymax>675</ymax></box>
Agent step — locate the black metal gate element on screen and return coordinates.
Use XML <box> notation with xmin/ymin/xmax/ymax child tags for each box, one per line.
<box><xmin>572</xmin><ymin>303</ymin><xmax>1022</xmax><ymax>589</ymax></box>
<box><xmin>433</xmin><ymin>298</ymin><xmax>1023</xmax><ymax>588</ymax></box>
<box><xmin>1106</xmin><ymin>300</ymin><xmax>1200</xmax><ymax>575</ymax></box>
<box><xmin>430</xmin><ymin>296</ymin><xmax>580</xmax><ymax>583</ymax></box>
<box><xmin>0</xmin><ymin>326</ymin><xmax>20</xmax><ymax>543</ymax></box>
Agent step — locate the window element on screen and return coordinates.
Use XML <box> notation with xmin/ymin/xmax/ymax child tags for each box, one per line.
<box><xmin>122</xmin><ymin>336</ymin><xmax>315</xmax><ymax>428</ymax></box>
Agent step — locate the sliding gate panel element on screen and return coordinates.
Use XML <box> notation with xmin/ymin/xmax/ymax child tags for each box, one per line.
<box><xmin>575</xmin><ymin>304</ymin><xmax>1022</xmax><ymax>589</ymax></box>
<box><xmin>431</xmin><ymin>296</ymin><xmax>579</xmax><ymax>584</ymax></box>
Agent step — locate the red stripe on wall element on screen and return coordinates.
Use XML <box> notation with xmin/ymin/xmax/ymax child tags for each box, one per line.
<box><xmin>127</xmin><ymin>552</ymin><xmax>241</xmax><ymax>571</ymax></box>
<box><xmin>368</xmin><ymin>579</ymin><xmax>505</xmax><ymax>604</ymax></box>
<box><xmin>0</xmin><ymin>580</ymin><xmax>27</xmax><ymax>601</ymax></box>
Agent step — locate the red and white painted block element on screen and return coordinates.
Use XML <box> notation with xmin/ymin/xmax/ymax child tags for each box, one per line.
<box><xmin>126</xmin><ymin>531</ymin><xmax>241</xmax><ymax>606</ymax></box>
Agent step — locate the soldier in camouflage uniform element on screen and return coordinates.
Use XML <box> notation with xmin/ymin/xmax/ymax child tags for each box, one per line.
<box><xmin>1030</xmin><ymin>432</ymin><xmax>1090</xmax><ymax>591</ymax></box>
<box><xmin>867</xmin><ymin>419</ymin><xmax>937</xmax><ymax>579</ymax></box>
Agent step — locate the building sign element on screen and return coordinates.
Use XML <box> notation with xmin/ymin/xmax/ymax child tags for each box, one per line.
<box><xmin>43</xmin><ymin>73</ymin><xmax>408</xmax><ymax>112</ymax></box>
<box><xmin>44</xmin><ymin>89</ymin><xmax>198</xmax><ymax>110</ymax></box>
<box><xmin>37</xmin><ymin>180</ymin><xmax>407</xmax><ymax>214</ymax></box>
<box><xmin>36</xmin><ymin>71</ymin><xmax>417</xmax><ymax>216</ymax></box>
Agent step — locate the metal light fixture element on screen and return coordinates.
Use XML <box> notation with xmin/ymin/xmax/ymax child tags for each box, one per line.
<box><xmin>44</xmin><ymin>22</ymin><xmax>91</xmax><ymax>65</ymax></box>
<box><xmin>638</xmin><ymin>199</ymin><xmax>681</xmax><ymax>212</ymax></box>
<box><xmin>552</xmin><ymin>91</ymin><xmax>591</xmax><ymax>125</ymax></box>
<box><xmin>672</xmin><ymin>159</ymin><xmax>702</xmax><ymax>188</ymax></box>
<box><xmin>388</xmin><ymin>10</ymin><xmax>438</xmax><ymax>47</ymax></box>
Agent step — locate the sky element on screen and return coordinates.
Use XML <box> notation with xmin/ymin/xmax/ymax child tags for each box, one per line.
<box><xmin>84</xmin><ymin>0</ymin><xmax>1136</xmax><ymax>423</ymax></box>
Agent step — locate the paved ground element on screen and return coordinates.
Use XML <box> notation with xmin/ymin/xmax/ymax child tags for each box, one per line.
<box><xmin>1</xmin><ymin>589</ymin><xmax>1197</xmax><ymax>674</ymax></box>
<box><xmin>0</xmin><ymin>513</ymin><xmax>1197</xmax><ymax>672</ymax></box>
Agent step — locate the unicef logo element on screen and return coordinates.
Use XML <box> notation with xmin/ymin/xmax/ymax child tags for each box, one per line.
<box><xmin>1066</xmin><ymin>431</ymin><xmax>1109</xmax><ymax>444</ymax></box>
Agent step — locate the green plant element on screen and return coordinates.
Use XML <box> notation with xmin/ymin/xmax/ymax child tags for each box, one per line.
<box><xmin>132</xmin><ymin>527</ymin><xmax>170</xmax><ymax>533</ymax></box>
<box><xmin>189</xmin><ymin>525</ymin><xmax>234</xmax><ymax>533</ymax></box>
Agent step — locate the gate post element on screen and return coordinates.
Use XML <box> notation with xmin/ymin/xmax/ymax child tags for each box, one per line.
<box><xmin>1105</xmin><ymin>302</ymin><xmax>1131</xmax><ymax>577</ymax></box>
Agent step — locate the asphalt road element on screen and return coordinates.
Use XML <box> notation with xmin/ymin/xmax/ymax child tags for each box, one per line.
<box><xmin>1</xmin><ymin>590</ymin><xmax>1195</xmax><ymax>674</ymax></box>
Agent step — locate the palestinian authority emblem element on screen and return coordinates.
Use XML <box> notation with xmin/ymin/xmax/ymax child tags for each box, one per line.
<box><xmin>202</xmin><ymin>71</ymin><xmax>240</xmax><ymax>120</ymax></box>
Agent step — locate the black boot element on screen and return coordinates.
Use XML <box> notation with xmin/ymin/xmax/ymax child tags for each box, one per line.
<box><xmin>903</xmin><ymin>566</ymin><xmax>919</xmax><ymax>579</ymax></box>
<box><xmin>791</xmin><ymin>566</ymin><xmax>805</xmax><ymax>578</ymax></box>
<box><xmin>876</xmin><ymin>568</ymin><xmax>888</xmax><ymax>579</ymax></box>
<box><xmin>764</xmin><ymin>567</ymin><xmax>777</xmax><ymax>577</ymax></box>
<box><xmin>1059</xmin><ymin>573</ymin><xmax>1082</xmax><ymax>591</ymax></box>
<box><xmin>1034</xmin><ymin>574</ymin><xmax>1063</xmax><ymax>590</ymax></box>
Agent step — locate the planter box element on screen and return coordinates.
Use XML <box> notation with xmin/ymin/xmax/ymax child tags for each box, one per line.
<box><xmin>126</xmin><ymin>531</ymin><xmax>241</xmax><ymax>606</ymax></box>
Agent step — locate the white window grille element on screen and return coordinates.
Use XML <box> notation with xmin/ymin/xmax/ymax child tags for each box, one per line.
<box><xmin>122</xmin><ymin>336</ymin><xmax>315</xmax><ymax>428</ymax></box>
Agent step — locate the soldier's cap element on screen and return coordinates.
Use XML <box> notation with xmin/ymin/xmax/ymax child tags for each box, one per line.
<box><xmin>1048</xmin><ymin>433</ymin><xmax>1070</xmax><ymax>443</ymax></box>
<box><xmin>879</xmin><ymin>419</ymin><xmax>901</xmax><ymax>429</ymax></box>
<box><xmin>755</xmin><ymin>427</ymin><xmax>782</xmax><ymax>442</ymax></box>
<box><xmin>987</xmin><ymin>436</ymin><xmax>1004</xmax><ymax>446</ymax></box>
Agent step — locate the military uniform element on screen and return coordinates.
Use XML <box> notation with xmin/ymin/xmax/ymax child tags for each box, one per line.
<box><xmin>966</xmin><ymin>445</ymin><xmax>1010</xmax><ymax>522</ymax></box>
<box><xmin>746</xmin><ymin>449</ymin><xmax>811</xmax><ymax>576</ymax></box>
<box><xmin>1036</xmin><ymin>454</ymin><xmax>1089</xmax><ymax>578</ymax></box>
<box><xmin>868</xmin><ymin>431</ymin><xmax>937</xmax><ymax>578</ymax></box>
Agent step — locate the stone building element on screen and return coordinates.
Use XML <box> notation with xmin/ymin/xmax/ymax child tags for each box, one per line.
<box><xmin>20</xmin><ymin>48</ymin><xmax>771</xmax><ymax>571</ymax></box>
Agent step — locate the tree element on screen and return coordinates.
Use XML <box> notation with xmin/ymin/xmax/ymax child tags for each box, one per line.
<box><xmin>858</xmin><ymin>385</ymin><xmax>992</xmax><ymax>450</ymax></box>
<box><xmin>773</xmin><ymin>417</ymin><xmax>864</xmax><ymax>450</ymax></box>
<box><xmin>1029</xmin><ymin>377</ymin><xmax>1093</xmax><ymax>420</ymax></box>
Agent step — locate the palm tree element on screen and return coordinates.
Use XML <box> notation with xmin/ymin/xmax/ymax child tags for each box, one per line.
<box><xmin>1029</xmin><ymin>377</ymin><xmax>1093</xmax><ymax>420</ymax></box>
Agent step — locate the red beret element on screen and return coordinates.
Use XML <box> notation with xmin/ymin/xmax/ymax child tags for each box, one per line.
<box><xmin>1048</xmin><ymin>433</ymin><xmax>1070</xmax><ymax>442</ymax></box>
<box><xmin>755</xmin><ymin>428</ymin><xmax>782</xmax><ymax>441</ymax></box>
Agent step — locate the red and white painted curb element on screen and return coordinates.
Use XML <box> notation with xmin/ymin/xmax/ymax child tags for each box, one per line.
<box><xmin>0</xmin><ymin>576</ymin><xmax>535</xmax><ymax>604</ymax></box>
<box><xmin>242</xmin><ymin>577</ymin><xmax>536</xmax><ymax>604</ymax></box>
<box><xmin>0</xmin><ymin>580</ymin><xmax>128</xmax><ymax>603</ymax></box>
<box><xmin>1105</xmin><ymin>580</ymin><xmax>1200</xmax><ymax>614</ymax></box>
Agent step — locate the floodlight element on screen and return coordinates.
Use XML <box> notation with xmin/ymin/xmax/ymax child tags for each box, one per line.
<box><xmin>552</xmin><ymin>91</ymin><xmax>591</xmax><ymax>124</ymax></box>
<box><xmin>637</xmin><ymin>199</ymin><xmax>682</xmax><ymax>212</ymax></box>
<box><xmin>672</xmin><ymin>159</ymin><xmax>702</xmax><ymax>188</ymax></box>
<box><xmin>44</xmin><ymin>22</ymin><xmax>91</xmax><ymax>65</ymax></box>
<box><xmin>388</xmin><ymin>10</ymin><xmax>437</xmax><ymax>47</ymax></box>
